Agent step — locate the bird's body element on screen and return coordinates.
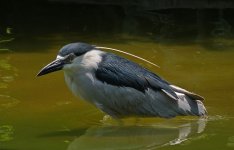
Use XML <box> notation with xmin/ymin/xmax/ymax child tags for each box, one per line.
<box><xmin>37</xmin><ymin>42</ymin><xmax>207</xmax><ymax>118</ymax></box>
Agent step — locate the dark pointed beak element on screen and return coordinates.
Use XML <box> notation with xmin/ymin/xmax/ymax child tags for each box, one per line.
<box><xmin>37</xmin><ymin>59</ymin><xmax>65</xmax><ymax>76</ymax></box>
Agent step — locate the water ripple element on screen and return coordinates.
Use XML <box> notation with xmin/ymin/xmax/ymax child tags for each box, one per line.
<box><xmin>0</xmin><ymin>125</ymin><xmax>14</xmax><ymax>142</ymax></box>
<box><xmin>0</xmin><ymin>95</ymin><xmax>20</xmax><ymax>110</ymax></box>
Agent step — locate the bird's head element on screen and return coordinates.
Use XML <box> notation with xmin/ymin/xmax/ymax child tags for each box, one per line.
<box><xmin>37</xmin><ymin>42</ymin><xmax>94</xmax><ymax>76</ymax></box>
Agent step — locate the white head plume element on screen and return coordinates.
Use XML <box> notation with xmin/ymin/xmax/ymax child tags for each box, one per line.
<box><xmin>95</xmin><ymin>46</ymin><xmax>160</xmax><ymax>68</ymax></box>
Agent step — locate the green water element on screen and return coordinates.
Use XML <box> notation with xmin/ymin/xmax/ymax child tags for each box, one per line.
<box><xmin>1</xmin><ymin>34</ymin><xmax>234</xmax><ymax>150</ymax></box>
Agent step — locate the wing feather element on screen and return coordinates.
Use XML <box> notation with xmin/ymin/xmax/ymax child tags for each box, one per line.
<box><xmin>95</xmin><ymin>53</ymin><xmax>178</xmax><ymax>100</ymax></box>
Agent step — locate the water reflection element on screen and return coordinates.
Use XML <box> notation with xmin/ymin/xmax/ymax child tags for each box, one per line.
<box><xmin>67</xmin><ymin>119</ymin><xmax>207</xmax><ymax>150</ymax></box>
<box><xmin>0</xmin><ymin>125</ymin><xmax>14</xmax><ymax>142</ymax></box>
<box><xmin>0</xmin><ymin>57</ymin><xmax>19</xmax><ymax>111</ymax></box>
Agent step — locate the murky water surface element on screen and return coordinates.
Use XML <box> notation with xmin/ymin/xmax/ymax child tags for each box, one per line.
<box><xmin>1</xmin><ymin>34</ymin><xmax>234</xmax><ymax>150</ymax></box>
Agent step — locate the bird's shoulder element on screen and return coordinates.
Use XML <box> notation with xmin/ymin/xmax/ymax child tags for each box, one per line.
<box><xmin>95</xmin><ymin>53</ymin><xmax>178</xmax><ymax>99</ymax></box>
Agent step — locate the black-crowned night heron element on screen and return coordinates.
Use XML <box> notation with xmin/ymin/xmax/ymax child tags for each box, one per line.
<box><xmin>37</xmin><ymin>42</ymin><xmax>207</xmax><ymax>118</ymax></box>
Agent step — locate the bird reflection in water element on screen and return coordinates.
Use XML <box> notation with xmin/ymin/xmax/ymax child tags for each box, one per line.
<box><xmin>66</xmin><ymin>118</ymin><xmax>207</xmax><ymax>150</ymax></box>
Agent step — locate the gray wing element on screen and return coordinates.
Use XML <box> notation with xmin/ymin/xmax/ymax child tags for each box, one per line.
<box><xmin>95</xmin><ymin>53</ymin><xmax>179</xmax><ymax>100</ymax></box>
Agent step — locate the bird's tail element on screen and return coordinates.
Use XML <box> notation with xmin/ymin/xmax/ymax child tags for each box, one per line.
<box><xmin>170</xmin><ymin>85</ymin><xmax>207</xmax><ymax>116</ymax></box>
<box><xmin>176</xmin><ymin>94</ymin><xmax>207</xmax><ymax>116</ymax></box>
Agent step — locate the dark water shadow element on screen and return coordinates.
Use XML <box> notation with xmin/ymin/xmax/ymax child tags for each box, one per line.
<box><xmin>1</xmin><ymin>0</ymin><xmax>234</xmax><ymax>53</ymax></box>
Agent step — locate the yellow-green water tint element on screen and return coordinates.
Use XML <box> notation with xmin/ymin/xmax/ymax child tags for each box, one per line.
<box><xmin>1</xmin><ymin>34</ymin><xmax>234</xmax><ymax>150</ymax></box>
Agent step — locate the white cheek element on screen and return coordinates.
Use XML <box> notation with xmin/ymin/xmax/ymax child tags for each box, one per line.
<box><xmin>76</xmin><ymin>50</ymin><xmax>104</xmax><ymax>69</ymax></box>
<box><xmin>63</xmin><ymin>50</ymin><xmax>104</xmax><ymax>72</ymax></box>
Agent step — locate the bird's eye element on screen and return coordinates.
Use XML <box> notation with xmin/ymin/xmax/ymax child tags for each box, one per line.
<box><xmin>65</xmin><ymin>53</ymin><xmax>76</xmax><ymax>63</ymax></box>
<box><xmin>69</xmin><ymin>53</ymin><xmax>76</xmax><ymax>61</ymax></box>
